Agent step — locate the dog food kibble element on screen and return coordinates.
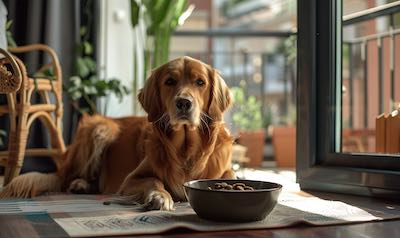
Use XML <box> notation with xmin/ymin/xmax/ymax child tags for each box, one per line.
<box><xmin>207</xmin><ymin>182</ymin><xmax>254</xmax><ymax>191</ymax></box>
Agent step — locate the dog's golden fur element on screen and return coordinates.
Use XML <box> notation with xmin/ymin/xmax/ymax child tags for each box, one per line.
<box><xmin>0</xmin><ymin>57</ymin><xmax>235</xmax><ymax>210</ymax></box>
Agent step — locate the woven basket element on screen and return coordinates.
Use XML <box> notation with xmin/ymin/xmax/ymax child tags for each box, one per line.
<box><xmin>0</xmin><ymin>48</ymin><xmax>21</xmax><ymax>93</ymax></box>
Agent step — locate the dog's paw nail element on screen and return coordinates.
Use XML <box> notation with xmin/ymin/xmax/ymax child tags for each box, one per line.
<box><xmin>145</xmin><ymin>192</ymin><xmax>174</xmax><ymax>211</ymax></box>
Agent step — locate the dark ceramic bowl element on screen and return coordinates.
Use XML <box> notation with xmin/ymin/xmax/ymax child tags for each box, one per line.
<box><xmin>184</xmin><ymin>179</ymin><xmax>282</xmax><ymax>222</ymax></box>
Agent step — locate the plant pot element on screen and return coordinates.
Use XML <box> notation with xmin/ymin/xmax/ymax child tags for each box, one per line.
<box><xmin>271</xmin><ymin>126</ymin><xmax>296</xmax><ymax>168</ymax></box>
<box><xmin>237</xmin><ymin>130</ymin><xmax>265</xmax><ymax>168</ymax></box>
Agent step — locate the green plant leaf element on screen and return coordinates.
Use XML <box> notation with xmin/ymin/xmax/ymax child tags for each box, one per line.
<box><xmin>71</xmin><ymin>90</ymin><xmax>82</xmax><ymax>100</ymax></box>
<box><xmin>69</xmin><ymin>76</ymin><xmax>82</xmax><ymax>86</ymax></box>
<box><xmin>169</xmin><ymin>0</ymin><xmax>188</xmax><ymax>30</ymax></box>
<box><xmin>142</xmin><ymin>0</ymin><xmax>170</xmax><ymax>35</ymax></box>
<box><xmin>5</xmin><ymin>21</ymin><xmax>17</xmax><ymax>47</ymax></box>
<box><xmin>95</xmin><ymin>80</ymin><xmax>107</xmax><ymax>89</ymax></box>
<box><xmin>6</xmin><ymin>31</ymin><xmax>17</xmax><ymax>47</ymax></box>
<box><xmin>76</xmin><ymin>57</ymin><xmax>90</xmax><ymax>78</ymax></box>
<box><xmin>83</xmin><ymin>41</ymin><xmax>93</xmax><ymax>55</ymax></box>
<box><xmin>248</xmin><ymin>96</ymin><xmax>257</xmax><ymax>104</ymax></box>
<box><xmin>83</xmin><ymin>85</ymin><xmax>97</xmax><ymax>95</ymax></box>
<box><xmin>43</xmin><ymin>68</ymin><xmax>54</xmax><ymax>77</ymax></box>
<box><xmin>231</xmin><ymin>86</ymin><xmax>263</xmax><ymax>131</ymax></box>
<box><xmin>6</xmin><ymin>20</ymin><xmax>13</xmax><ymax>30</ymax></box>
<box><xmin>122</xmin><ymin>85</ymin><xmax>130</xmax><ymax>94</ymax></box>
<box><xmin>95</xmin><ymin>79</ymin><xmax>108</xmax><ymax>97</ymax></box>
<box><xmin>130</xmin><ymin>0</ymin><xmax>140</xmax><ymax>27</ymax></box>
<box><xmin>83</xmin><ymin>56</ymin><xmax>97</xmax><ymax>73</ymax></box>
<box><xmin>80</xmin><ymin>26</ymin><xmax>87</xmax><ymax>37</ymax></box>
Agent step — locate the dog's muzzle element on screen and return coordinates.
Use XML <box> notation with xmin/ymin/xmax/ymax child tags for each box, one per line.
<box><xmin>173</xmin><ymin>95</ymin><xmax>200</xmax><ymax>128</ymax></box>
<box><xmin>175</xmin><ymin>95</ymin><xmax>197</xmax><ymax>124</ymax></box>
<box><xmin>176</xmin><ymin>97</ymin><xmax>192</xmax><ymax>114</ymax></box>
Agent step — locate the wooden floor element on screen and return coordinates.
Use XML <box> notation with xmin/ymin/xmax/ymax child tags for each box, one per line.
<box><xmin>1</xmin><ymin>170</ymin><xmax>400</xmax><ymax>238</ymax></box>
<box><xmin>2</xmin><ymin>210</ymin><xmax>400</xmax><ymax>238</ymax></box>
<box><xmin>131</xmin><ymin>220</ymin><xmax>400</xmax><ymax>238</ymax></box>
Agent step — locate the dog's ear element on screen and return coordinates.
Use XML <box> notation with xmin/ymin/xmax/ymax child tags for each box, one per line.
<box><xmin>138</xmin><ymin>66</ymin><xmax>164</xmax><ymax>122</ymax></box>
<box><xmin>207</xmin><ymin>67</ymin><xmax>232</xmax><ymax>121</ymax></box>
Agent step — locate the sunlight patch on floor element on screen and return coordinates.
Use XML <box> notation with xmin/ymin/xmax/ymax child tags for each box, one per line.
<box><xmin>236</xmin><ymin>168</ymin><xmax>299</xmax><ymax>192</ymax></box>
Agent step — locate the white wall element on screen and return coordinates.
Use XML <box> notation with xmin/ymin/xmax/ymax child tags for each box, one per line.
<box><xmin>98</xmin><ymin>0</ymin><xmax>137</xmax><ymax>117</ymax></box>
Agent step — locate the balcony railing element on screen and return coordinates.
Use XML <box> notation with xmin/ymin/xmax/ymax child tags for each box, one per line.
<box><xmin>342</xmin><ymin>2</ymin><xmax>400</xmax><ymax>129</ymax></box>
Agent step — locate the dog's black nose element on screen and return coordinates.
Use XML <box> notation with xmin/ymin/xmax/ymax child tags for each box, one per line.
<box><xmin>176</xmin><ymin>98</ymin><xmax>192</xmax><ymax>111</ymax></box>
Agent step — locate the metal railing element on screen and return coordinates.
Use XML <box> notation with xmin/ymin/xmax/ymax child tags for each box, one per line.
<box><xmin>343</xmin><ymin>2</ymin><xmax>400</xmax><ymax>129</ymax></box>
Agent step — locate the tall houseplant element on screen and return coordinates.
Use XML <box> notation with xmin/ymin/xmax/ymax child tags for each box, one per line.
<box><xmin>129</xmin><ymin>0</ymin><xmax>193</xmax><ymax>113</ymax></box>
<box><xmin>231</xmin><ymin>87</ymin><xmax>265</xmax><ymax>168</ymax></box>
<box><xmin>66</xmin><ymin>27</ymin><xmax>130</xmax><ymax>115</ymax></box>
<box><xmin>66</xmin><ymin>0</ymin><xmax>130</xmax><ymax>115</ymax></box>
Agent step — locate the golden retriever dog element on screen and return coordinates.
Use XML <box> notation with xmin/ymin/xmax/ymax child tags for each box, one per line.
<box><xmin>0</xmin><ymin>56</ymin><xmax>236</xmax><ymax>210</ymax></box>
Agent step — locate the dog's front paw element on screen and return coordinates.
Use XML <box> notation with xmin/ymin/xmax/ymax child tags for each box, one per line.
<box><xmin>144</xmin><ymin>191</ymin><xmax>174</xmax><ymax>211</ymax></box>
<box><xmin>68</xmin><ymin>179</ymin><xmax>90</xmax><ymax>194</ymax></box>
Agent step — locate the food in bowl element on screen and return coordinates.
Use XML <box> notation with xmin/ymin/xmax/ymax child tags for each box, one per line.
<box><xmin>184</xmin><ymin>179</ymin><xmax>282</xmax><ymax>222</ymax></box>
<box><xmin>208</xmin><ymin>182</ymin><xmax>254</xmax><ymax>191</ymax></box>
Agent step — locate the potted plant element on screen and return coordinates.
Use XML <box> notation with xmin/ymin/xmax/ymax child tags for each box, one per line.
<box><xmin>270</xmin><ymin>104</ymin><xmax>296</xmax><ymax>168</ymax></box>
<box><xmin>231</xmin><ymin>87</ymin><xmax>265</xmax><ymax>168</ymax></box>
<box><xmin>63</xmin><ymin>8</ymin><xmax>130</xmax><ymax>139</ymax></box>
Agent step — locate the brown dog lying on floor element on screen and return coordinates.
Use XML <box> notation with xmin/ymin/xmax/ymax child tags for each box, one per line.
<box><xmin>0</xmin><ymin>56</ymin><xmax>236</xmax><ymax>210</ymax></box>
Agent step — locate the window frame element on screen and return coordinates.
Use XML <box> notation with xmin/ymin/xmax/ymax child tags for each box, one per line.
<box><xmin>297</xmin><ymin>0</ymin><xmax>400</xmax><ymax>198</ymax></box>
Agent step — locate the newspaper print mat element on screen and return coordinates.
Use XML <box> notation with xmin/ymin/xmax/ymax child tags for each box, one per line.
<box><xmin>53</xmin><ymin>195</ymin><xmax>399</xmax><ymax>237</ymax></box>
<box><xmin>1</xmin><ymin>193</ymin><xmax>399</xmax><ymax>237</ymax></box>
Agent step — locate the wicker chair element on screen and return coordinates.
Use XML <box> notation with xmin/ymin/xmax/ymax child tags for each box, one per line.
<box><xmin>0</xmin><ymin>44</ymin><xmax>65</xmax><ymax>186</ymax></box>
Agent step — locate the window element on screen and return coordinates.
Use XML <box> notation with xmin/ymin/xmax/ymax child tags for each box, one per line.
<box><xmin>297</xmin><ymin>0</ymin><xmax>400</xmax><ymax>198</ymax></box>
<box><xmin>341</xmin><ymin>1</ymin><xmax>400</xmax><ymax>155</ymax></box>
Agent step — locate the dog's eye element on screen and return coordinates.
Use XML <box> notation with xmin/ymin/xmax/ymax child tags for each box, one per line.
<box><xmin>195</xmin><ymin>79</ymin><xmax>205</xmax><ymax>87</ymax></box>
<box><xmin>165</xmin><ymin>78</ymin><xmax>177</xmax><ymax>86</ymax></box>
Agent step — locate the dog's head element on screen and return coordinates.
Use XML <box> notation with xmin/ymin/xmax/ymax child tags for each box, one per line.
<box><xmin>139</xmin><ymin>57</ymin><xmax>232</xmax><ymax>129</ymax></box>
